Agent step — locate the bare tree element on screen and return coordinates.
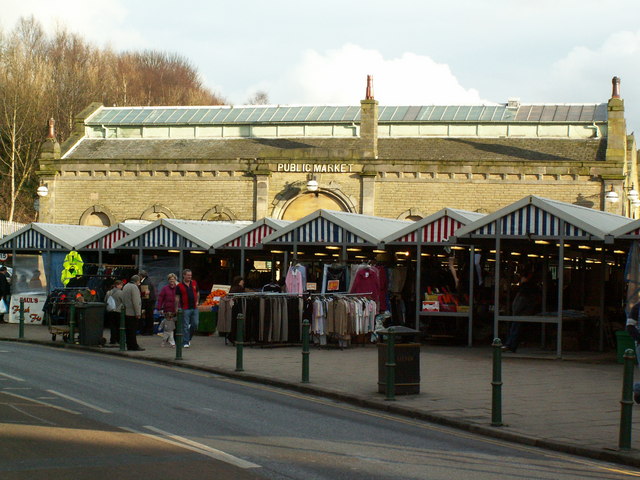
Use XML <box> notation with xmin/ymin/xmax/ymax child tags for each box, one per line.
<box><xmin>0</xmin><ymin>17</ymin><xmax>50</xmax><ymax>221</ymax></box>
<box><xmin>246</xmin><ymin>90</ymin><xmax>270</xmax><ymax>105</ymax></box>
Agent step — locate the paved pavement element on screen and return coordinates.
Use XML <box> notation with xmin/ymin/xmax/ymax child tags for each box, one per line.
<box><xmin>2</xmin><ymin>322</ymin><xmax>640</xmax><ymax>468</ymax></box>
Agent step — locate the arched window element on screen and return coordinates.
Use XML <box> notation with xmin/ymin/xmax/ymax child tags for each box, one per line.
<box><xmin>140</xmin><ymin>205</ymin><xmax>174</xmax><ymax>221</ymax></box>
<box><xmin>79</xmin><ymin>205</ymin><xmax>114</xmax><ymax>226</ymax></box>
<box><xmin>201</xmin><ymin>205</ymin><xmax>237</xmax><ymax>221</ymax></box>
<box><xmin>281</xmin><ymin>192</ymin><xmax>348</xmax><ymax>221</ymax></box>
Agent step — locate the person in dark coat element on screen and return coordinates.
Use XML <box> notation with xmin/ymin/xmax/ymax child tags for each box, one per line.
<box><xmin>139</xmin><ymin>270</ymin><xmax>156</xmax><ymax>335</ymax></box>
<box><xmin>0</xmin><ymin>266</ymin><xmax>10</xmax><ymax>323</ymax></box>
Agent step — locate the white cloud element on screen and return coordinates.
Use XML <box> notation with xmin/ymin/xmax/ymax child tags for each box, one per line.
<box><xmin>0</xmin><ymin>0</ymin><xmax>145</xmax><ymax>50</ymax></box>
<box><xmin>549</xmin><ymin>30</ymin><xmax>640</xmax><ymax>132</ymax></box>
<box><xmin>266</xmin><ymin>44</ymin><xmax>491</xmax><ymax>105</ymax></box>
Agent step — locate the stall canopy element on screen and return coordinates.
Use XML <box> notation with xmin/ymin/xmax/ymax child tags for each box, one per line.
<box><xmin>0</xmin><ymin>223</ymin><xmax>105</xmax><ymax>251</ymax></box>
<box><xmin>111</xmin><ymin>219</ymin><xmax>250</xmax><ymax>251</ymax></box>
<box><xmin>453</xmin><ymin>195</ymin><xmax>633</xmax><ymax>357</ymax></box>
<box><xmin>453</xmin><ymin>195</ymin><xmax>631</xmax><ymax>242</ymax></box>
<box><xmin>261</xmin><ymin>210</ymin><xmax>411</xmax><ymax>247</ymax></box>
<box><xmin>212</xmin><ymin>218</ymin><xmax>292</xmax><ymax>250</ymax></box>
<box><xmin>382</xmin><ymin>208</ymin><xmax>486</xmax><ymax>245</ymax></box>
<box><xmin>75</xmin><ymin>221</ymin><xmax>150</xmax><ymax>251</ymax></box>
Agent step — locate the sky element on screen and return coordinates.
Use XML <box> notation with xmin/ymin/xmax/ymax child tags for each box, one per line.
<box><xmin>3</xmin><ymin>0</ymin><xmax>640</xmax><ymax>133</ymax></box>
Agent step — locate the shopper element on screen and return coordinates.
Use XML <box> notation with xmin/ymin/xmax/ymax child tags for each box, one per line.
<box><xmin>156</xmin><ymin>273</ymin><xmax>178</xmax><ymax>347</ymax></box>
<box><xmin>138</xmin><ymin>270</ymin><xmax>156</xmax><ymax>335</ymax></box>
<box><xmin>175</xmin><ymin>269</ymin><xmax>199</xmax><ymax>348</ymax></box>
<box><xmin>626</xmin><ymin>303</ymin><xmax>640</xmax><ymax>404</ymax></box>
<box><xmin>122</xmin><ymin>275</ymin><xmax>144</xmax><ymax>351</ymax></box>
<box><xmin>502</xmin><ymin>268</ymin><xmax>540</xmax><ymax>353</ymax></box>
<box><xmin>104</xmin><ymin>280</ymin><xmax>124</xmax><ymax>344</ymax></box>
<box><xmin>0</xmin><ymin>266</ymin><xmax>9</xmax><ymax>323</ymax></box>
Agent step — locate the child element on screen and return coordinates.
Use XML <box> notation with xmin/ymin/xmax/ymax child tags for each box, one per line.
<box><xmin>160</xmin><ymin>312</ymin><xmax>176</xmax><ymax>347</ymax></box>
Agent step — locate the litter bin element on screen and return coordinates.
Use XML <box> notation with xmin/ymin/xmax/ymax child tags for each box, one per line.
<box><xmin>198</xmin><ymin>308</ymin><xmax>218</xmax><ymax>335</ymax></box>
<box><xmin>377</xmin><ymin>326</ymin><xmax>421</xmax><ymax>395</ymax></box>
<box><xmin>616</xmin><ymin>330</ymin><xmax>637</xmax><ymax>364</ymax></box>
<box><xmin>75</xmin><ymin>302</ymin><xmax>106</xmax><ymax>346</ymax></box>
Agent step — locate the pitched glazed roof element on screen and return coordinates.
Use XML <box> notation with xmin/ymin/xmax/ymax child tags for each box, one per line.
<box><xmin>261</xmin><ymin>210</ymin><xmax>411</xmax><ymax>246</ymax></box>
<box><xmin>87</xmin><ymin>104</ymin><xmax>607</xmax><ymax>125</ymax></box>
<box><xmin>63</xmin><ymin>137</ymin><xmax>606</xmax><ymax>163</ymax></box>
<box><xmin>453</xmin><ymin>196</ymin><xmax>632</xmax><ymax>241</ymax></box>
<box><xmin>383</xmin><ymin>208</ymin><xmax>486</xmax><ymax>244</ymax></box>
<box><xmin>0</xmin><ymin>223</ymin><xmax>105</xmax><ymax>251</ymax></box>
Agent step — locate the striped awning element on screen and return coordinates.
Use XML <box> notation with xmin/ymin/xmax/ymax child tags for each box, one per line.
<box><xmin>268</xmin><ymin>217</ymin><xmax>367</xmax><ymax>244</ymax></box>
<box><xmin>0</xmin><ymin>223</ymin><xmax>104</xmax><ymax>251</ymax></box>
<box><xmin>384</xmin><ymin>209</ymin><xmax>485</xmax><ymax>244</ymax></box>
<box><xmin>454</xmin><ymin>196</ymin><xmax>632</xmax><ymax>241</ymax></box>
<box><xmin>226</xmin><ymin>224</ymin><xmax>275</xmax><ymax>247</ymax></box>
<box><xmin>117</xmin><ymin>225</ymin><xmax>203</xmax><ymax>249</ymax></box>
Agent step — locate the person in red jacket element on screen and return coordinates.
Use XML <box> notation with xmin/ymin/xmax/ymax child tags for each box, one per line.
<box><xmin>175</xmin><ymin>269</ymin><xmax>199</xmax><ymax>348</ymax></box>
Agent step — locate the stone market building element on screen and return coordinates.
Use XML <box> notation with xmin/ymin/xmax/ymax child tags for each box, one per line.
<box><xmin>37</xmin><ymin>76</ymin><xmax>638</xmax><ymax>225</ymax></box>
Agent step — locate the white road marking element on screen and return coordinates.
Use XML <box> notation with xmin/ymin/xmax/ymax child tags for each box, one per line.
<box><xmin>46</xmin><ymin>389</ymin><xmax>112</xmax><ymax>414</ymax></box>
<box><xmin>10</xmin><ymin>404</ymin><xmax>58</xmax><ymax>426</ymax></box>
<box><xmin>123</xmin><ymin>425</ymin><xmax>261</xmax><ymax>469</ymax></box>
<box><xmin>0</xmin><ymin>372</ymin><xmax>25</xmax><ymax>382</ymax></box>
<box><xmin>2</xmin><ymin>390</ymin><xmax>80</xmax><ymax>414</ymax></box>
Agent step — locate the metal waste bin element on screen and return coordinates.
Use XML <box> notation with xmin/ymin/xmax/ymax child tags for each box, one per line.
<box><xmin>377</xmin><ymin>326</ymin><xmax>421</xmax><ymax>395</ymax></box>
<box><xmin>75</xmin><ymin>302</ymin><xmax>106</xmax><ymax>346</ymax></box>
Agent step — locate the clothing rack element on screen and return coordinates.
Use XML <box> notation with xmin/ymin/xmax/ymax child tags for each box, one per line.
<box><xmin>226</xmin><ymin>292</ymin><xmax>305</xmax><ymax>298</ymax></box>
<box><xmin>309</xmin><ymin>292</ymin><xmax>373</xmax><ymax>297</ymax></box>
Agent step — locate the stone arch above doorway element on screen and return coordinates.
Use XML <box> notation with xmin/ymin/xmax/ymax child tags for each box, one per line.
<box><xmin>79</xmin><ymin>205</ymin><xmax>114</xmax><ymax>226</ymax></box>
<box><xmin>140</xmin><ymin>204</ymin><xmax>174</xmax><ymax>221</ymax></box>
<box><xmin>272</xmin><ymin>182</ymin><xmax>357</xmax><ymax>221</ymax></box>
<box><xmin>201</xmin><ymin>205</ymin><xmax>237</xmax><ymax>221</ymax></box>
<box><xmin>397</xmin><ymin>208</ymin><xmax>425</xmax><ymax>221</ymax></box>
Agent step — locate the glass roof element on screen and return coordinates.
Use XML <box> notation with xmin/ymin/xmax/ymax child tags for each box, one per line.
<box><xmin>87</xmin><ymin>103</ymin><xmax>608</xmax><ymax>126</ymax></box>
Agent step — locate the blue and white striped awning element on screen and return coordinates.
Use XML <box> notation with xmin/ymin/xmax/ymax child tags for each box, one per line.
<box><xmin>0</xmin><ymin>223</ymin><xmax>105</xmax><ymax>251</ymax></box>
<box><xmin>112</xmin><ymin>219</ymin><xmax>249</xmax><ymax>250</ymax></box>
<box><xmin>115</xmin><ymin>225</ymin><xmax>203</xmax><ymax>249</ymax></box>
<box><xmin>261</xmin><ymin>210</ymin><xmax>410</xmax><ymax>246</ymax></box>
<box><xmin>454</xmin><ymin>196</ymin><xmax>632</xmax><ymax>240</ymax></box>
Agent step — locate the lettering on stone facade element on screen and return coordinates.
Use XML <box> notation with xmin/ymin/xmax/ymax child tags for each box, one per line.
<box><xmin>276</xmin><ymin>163</ymin><xmax>353</xmax><ymax>173</ymax></box>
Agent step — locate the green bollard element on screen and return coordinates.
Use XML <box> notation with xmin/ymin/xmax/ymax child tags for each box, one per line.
<box><xmin>69</xmin><ymin>303</ymin><xmax>76</xmax><ymax>344</ymax></box>
<box><xmin>619</xmin><ymin>348</ymin><xmax>635</xmax><ymax>450</ymax></box>
<box><xmin>175</xmin><ymin>309</ymin><xmax>183</xmax><ymax>360</ymax></box>
<box><xmin>302</xmin><ymin>319</ymin><xmax>310</xmax><ymax>383</ymax></box>
<box><xmin>385</xmin><ymin>327</ymin><xmax>396</xmax><ymax>401</ymax></box>
<box><xmin>235</xmin><ymin>313</ymin><xmax>245</xmax><ymax>372</ymax></box>
<box><xmin>119</xmin><ymin>305</ymin><xmax>126</xmax><ymax>351</ymax></box>
<box><xmin>18</xmin><ymin>299</ymin><xmax>25</xmax><ymax>339</ymax></box>
<box><xmin>491</xmin><ymin>338</ymin><xmax>504</xmax><ymax>426</ymax></box>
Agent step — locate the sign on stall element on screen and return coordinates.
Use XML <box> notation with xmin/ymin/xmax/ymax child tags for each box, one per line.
<box><xmin>9</xmin><ymin>293</ymin><xmax>47</xmax><ymax>325</ymax></box>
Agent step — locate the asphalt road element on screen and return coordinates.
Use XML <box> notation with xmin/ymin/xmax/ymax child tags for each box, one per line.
<box><xmin>1</xmin><ymin>342</ymin><xmax>639</xmax><ymax>480</ymax></box>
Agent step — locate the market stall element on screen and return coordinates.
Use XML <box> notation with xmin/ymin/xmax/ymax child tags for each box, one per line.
<box><xmin>453</xmin><ymin>195</ymin><xmax>632</xmax><ymax>357</ymax></box>
<box><xmin>382</xmin><ymin>208</ymin><xmax>486</xmax><ymax>345</ymax></box>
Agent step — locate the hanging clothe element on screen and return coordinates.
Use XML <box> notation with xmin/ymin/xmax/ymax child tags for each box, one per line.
<box><xmin>285</xmin><ymin>264</ymin><xmax>307</xmax><ymax>294</ymax></box>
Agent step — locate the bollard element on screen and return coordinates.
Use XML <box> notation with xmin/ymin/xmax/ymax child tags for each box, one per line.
<box><xmin>619</xmin><ymin>348</ymin><xmax>635</xmax><ymax>450</ymax></box>
<box><xmin>69</xmin><ymin>303</ymin><xmax>76</xmax><ymax>344</ymax></box>
<box><xmin>175</xmin><ymin>309</ymin><xmax>183</xmax><ymax>360</ymax></box>
<box><xmin>235</xmin><ymin>313</ymin><xmax>245</xmax><ymax>372</ymax></box>
<box><xmin>491</xmin><ymin>338</ymin><xmax>503</xmax><ymax>426</ymax></box>
<box><xmin>302</xmin><ymin>319</ymin><xmax>310</xmax><ymax>383</ymax></box>
<box><xmin>385</xmin><ymin>327</ymin><xmax>396</xmax><ymax>401</ymax></box>
<box><xmin>18</xmin><ymin>299</ymin><xmax>25</xmax><ymax>339</ymax></box>
<box><xmin>119</xmin><ymin>305</ymin><xmax>126</xmax><ymax>351</ymax></box>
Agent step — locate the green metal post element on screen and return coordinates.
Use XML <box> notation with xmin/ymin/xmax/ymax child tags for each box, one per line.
<box><xmin>385</xmin><ymin>327</ymin><xmax>396</xmax><ymax>401</ymax></box>
<box><xmin>302</xmin><ymin>319</ymin><xmax>310</xmax><ymax>383</ymax></box>
<box><xmin>235</xmin><ymin>313</ymin><xmax>245</xmax><ymax>372</ymax></box>
<box><xmin>18</xmin><ymin>300</ymin><xmax>24</xmax><ymax>339</ymax></box>
<box><xmin>491</xmin><ymin>338</ymin><xmax>503</xmax><ymax>426</ymax></box>
<box><xmin>119</xmin><ymin>305</ymin><xmax>126</xmax><ymax>351</ymax></box>
<box><xmin>175</xmin><ymin>309</ymin><xmax>183</xmax><ymax>360</ymax></box>
<box><xmin>69</xmin><ymin>303</ymin><xmax>76</xmax><ymax>344</ymax></box>
<box><xmin>619</xmin><ymin>348</ymin><xmax>635</xmax><ymax>450</ymax></box>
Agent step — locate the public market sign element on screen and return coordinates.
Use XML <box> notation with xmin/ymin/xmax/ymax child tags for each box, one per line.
<box><xmin>276</xmin><ymin>163</ymin><xmax>354</xmax><ymax>173</ymax></box>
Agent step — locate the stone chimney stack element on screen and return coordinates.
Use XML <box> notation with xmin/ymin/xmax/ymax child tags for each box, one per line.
<box><xmin>360</xmin><ymin>75</ymin><xmax>378</xmax><ymax>159</ymax></box>
<box><xmin>40</xmin><ymin>118</ymin><xmax>61</xmax><ymax>159</ymax></box>
<box><xmin>605</xmin><ymin>76</ymin><xmax>626</xmax><ymax>164</ymax></box>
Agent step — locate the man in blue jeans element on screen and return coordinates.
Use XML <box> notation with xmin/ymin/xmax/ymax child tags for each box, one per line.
<box><xmin>175</xmin><ymin>269</ymin><xmax>199</xmax><ymax>348</ymax></box>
